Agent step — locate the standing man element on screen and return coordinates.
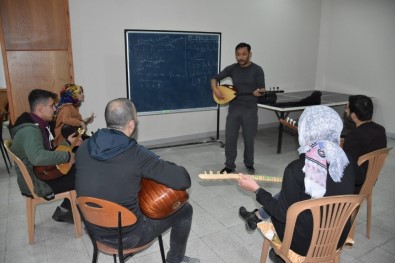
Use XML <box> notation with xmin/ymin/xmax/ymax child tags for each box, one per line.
<box><xmin>343</xmin><ymin>95</ymin><xmax>387</xmax><ymax>193</ymax></box>
<box><xmin>75</xmin><ymin>98</ymin><xmax>199</xmax><ymax>263</ymax></box>
<box><xmin>10</xmin><ymin>89</ymin><xmax>78</xmax><ymax>223</ymax></box>
<box><xmin>211</xmin><ymin>42</ymin><xmax>265</xmax><ymax>174</ymax></box>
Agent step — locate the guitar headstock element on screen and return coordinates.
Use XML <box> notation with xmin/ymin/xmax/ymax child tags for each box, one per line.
<box><xmin>279</xmin><ymin>118</ymin><xmax>298</xmax><ymax>132</ymax></box>
<box><xmin>77</xmin><ymin>127</ymin><xmax>85</xmax><ymax>136</ymax></box>
<box><xmin>267</xmin><ymin>87</ymin><xmax>284</xmax><ymax>94</ymax></box>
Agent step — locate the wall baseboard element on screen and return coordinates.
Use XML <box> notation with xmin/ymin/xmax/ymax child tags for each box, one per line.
<box><xmin>140</xmin><ymin>122</ymin><xmax>277</xmax><ymax>147</ymax></box>
<box><xmin>387</xmin><ymin>132</ymin><xmax>395</xmax><ymax>140</ymax></box>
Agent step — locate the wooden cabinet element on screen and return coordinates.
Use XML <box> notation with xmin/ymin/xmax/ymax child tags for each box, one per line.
<box><xmin>0</xmin><ymin>0</ymin><xmax>74</xmax><ymax>122</ymax></box>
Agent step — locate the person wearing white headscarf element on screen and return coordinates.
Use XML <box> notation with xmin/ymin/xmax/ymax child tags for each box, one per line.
<box><xmin>237</xmin><ymin>105</ymin><xmax>356</xmax><ymax>257</ymax></box>
<box><xmin>297</xmin><ymin>105</ymin><xmax>350</xmax><ymax>198</ymax></box>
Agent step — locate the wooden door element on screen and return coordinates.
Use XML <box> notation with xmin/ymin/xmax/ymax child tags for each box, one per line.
<box><xmin>0</xmin><ymin>0</ymin><xmax>74</xmax><ymax>122</ymax></box>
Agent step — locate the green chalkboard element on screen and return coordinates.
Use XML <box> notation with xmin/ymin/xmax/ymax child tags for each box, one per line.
<box><xmin>125</xmin><ymin>30</ymin><xmax>220</xmax><ymax>115</ymax></box>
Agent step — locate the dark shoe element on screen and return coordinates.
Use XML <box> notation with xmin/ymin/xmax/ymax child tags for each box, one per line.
<box><xmin>246</xmin><ymin>165</ymin><xmax>255</xmax><ymax>175</ymax></box>
<box><xmin>220</xmin><ymin>167</ymin><xmax>235</xmax><ymax>174</ymax></box>
<box><xmin>52</xmin><ymin>206</ymin><xmax>74</xmax><ymax>224</ymax></box>
<box><xmin>239</xmin><ymin>206</ymin><xmax>262</xmax><ymax>231</ymax></box>
<box><xmin>269</xmin><ymin>248</ymin><xmax>285</xmax><ymax>263</ymax></box>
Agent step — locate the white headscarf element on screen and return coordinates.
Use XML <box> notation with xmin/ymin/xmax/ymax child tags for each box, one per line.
<box><xmin>297</xmin><ymin>105</ymin><xmax>349</xmax><ymax>198</ymax></box>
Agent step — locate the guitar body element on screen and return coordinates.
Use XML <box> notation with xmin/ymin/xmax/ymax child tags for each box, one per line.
<box><xmin>33</xmin><ymin>165</ymin><xmax>64</xmax><ymax>181</ymax></box>
<box><xmin>213</xmin><ymin>85</ymin><xmax>237</xmax><ymax>105</ymax></box>
<box><xmin>34</xmin><ymin>128</ymin><xmax>84</xmax><ymax>181</ymax></box>
<box><xmin>55</xmin><ymin>144</ymin><xmax>73</xmax><ymax>174</ymax></box>
<box><xmin>34</xmin><ymin>145</ymin><xmax>73</xmax><ymax>180</ymax></box>
<box><xmin>139</xmin><ymin>178</ymin><xmax>189</xmax><ymax>219</ymax></box>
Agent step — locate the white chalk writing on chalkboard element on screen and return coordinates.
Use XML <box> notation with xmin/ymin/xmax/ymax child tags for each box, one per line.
<box><xmin>125</xmin><ymin>30</ymin><xmax>221</xmax><ymax>114</ymax></box>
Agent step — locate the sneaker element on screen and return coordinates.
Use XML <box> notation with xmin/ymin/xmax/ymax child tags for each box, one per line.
<box><xmin>180</xmin><ymin>256</ymin><xmax>200</xmax><ymax>263</ymax></box>
<box><xmin>246</xmin><ymin>165</ymin><xmax>255</xmax><ymax>174</ymax></box>
<box><xmin>269</xmin><ymin>248</ymin><xmax>285</xmax><ymax>263</ymax></box>
<box><xmin>52</xmin><ymin>206</ymin><xmax>74</xmax><ymax>224</ymax></box>
<box><xmin>220</xmin><ymin>167</ymin><xmax>235</xmax><ymax>174</ymax></box>
<box><xmin>239</xmin><ymin>206</ymin><xmax>262</xmax><ymax>231</ymax></box>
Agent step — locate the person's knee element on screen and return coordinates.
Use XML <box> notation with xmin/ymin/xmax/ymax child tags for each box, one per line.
<box><xmin>182</xmin><ymin>202</ymin><xmax>193</xmax><ymax>218</ymax></box>
<box><xmin>172</xmin><ymin>203</ymin><xmax>193</xmax><ymax>227</ymax></box>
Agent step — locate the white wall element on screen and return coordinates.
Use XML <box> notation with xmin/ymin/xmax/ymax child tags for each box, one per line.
<box><xmin>68</xmin><ymin>0</ymin><xmax>322</xmax><ymax>144</ymax></box>
<box><xmin>2</xmin><ymin>1</ymin><xmax>393</xmax><ymax>141</ymax></box>
<box><xmin>317</xmin><ymin>0</ymin><xmax>395</xmax><ymax>137</ymax></box>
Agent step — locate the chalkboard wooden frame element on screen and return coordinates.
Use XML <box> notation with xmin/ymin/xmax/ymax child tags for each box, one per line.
<box><xmin>125</xmin><ymin>30</ymin><xmax>221</xmax><ymax>115</ymax></box>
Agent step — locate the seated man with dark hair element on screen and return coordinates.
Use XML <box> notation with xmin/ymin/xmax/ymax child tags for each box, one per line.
<box><xmin>343</xmin><ymin>95</ymin><xmax>387</xmax><ymax>193</ymax></box>
<box><xmin>10</xmin><ymin>89</ymin><xmax>79</xmax><ymax>223</ymax></box>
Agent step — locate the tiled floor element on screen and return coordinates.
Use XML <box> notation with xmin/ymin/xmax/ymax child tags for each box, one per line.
<box><xmin>0</xmin><ymin>126</ymin><xmax>394</xmax><ymax>263</ymax></box>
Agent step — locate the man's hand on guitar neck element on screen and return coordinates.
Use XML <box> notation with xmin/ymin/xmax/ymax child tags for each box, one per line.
<box><xmin>237</xmin><ymin>173</ymin><xmax>261</xmax><ymax>193</ymax></box>
<box><xmin>67</xmin><ymin>133</ymin><xmax>82</xmax><ymax>147</ymax></box>
<box><xmin>253</xmin><ymin>88</ymin><xmax>266</xmax><ymax>97</ymax></box>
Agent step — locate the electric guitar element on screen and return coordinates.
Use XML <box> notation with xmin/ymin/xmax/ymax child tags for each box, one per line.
<box><xmin>213</xmin><ymin>85</ymin><xmax>284</xmax><ymax>105</ymax></box>
<box><xmin>139</xmin><ymin>178</ymin><xmax>189</xmax><ymax>219</ymax></box>
<box><xmin>198</xmin><ymin>171</ymin><xmax>283</xmax><ymax>183</ymax></box>
<box><xmin>34</xmin><ymin>128</ymin><xmax>84</xmax><ymax>181</ymax></box>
